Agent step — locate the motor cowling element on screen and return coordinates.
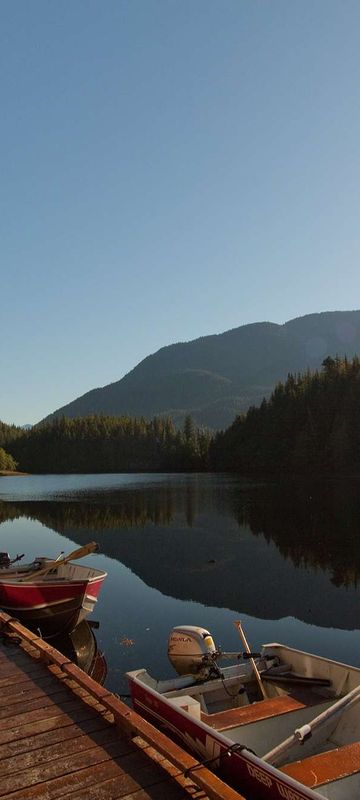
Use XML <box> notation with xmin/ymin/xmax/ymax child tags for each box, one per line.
<box><xmin>0</xmin><ymin>552</ymin><xmax>10</xmax><ymax>568</ymax></box>
<box><xmin>168</xmin><ymin>625</ymin><xmax>219</xmax><ymax>678</ymax></box>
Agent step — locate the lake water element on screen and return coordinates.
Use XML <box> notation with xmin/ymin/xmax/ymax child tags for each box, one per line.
<box><xmin>1</xmin><ymin>472</ymin><xmax>360</xmax><ymax>696</ymax></box>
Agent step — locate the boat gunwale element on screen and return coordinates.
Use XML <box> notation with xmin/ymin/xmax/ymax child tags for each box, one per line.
<box><xmin>262</xmin><ymin>642</ymin><xmax>360</xmax><ymax>677</ymax></box>
<box><xmin>0</xmin><ymin>568</ymin><xmax>107</xmax><ymax>586</ymax></box>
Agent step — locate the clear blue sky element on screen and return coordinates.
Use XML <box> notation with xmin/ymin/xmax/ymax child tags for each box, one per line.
<box><xmin>2</xmin><ymin>0</ymin><xmax>360</xmax><ymax>426</ymax></box>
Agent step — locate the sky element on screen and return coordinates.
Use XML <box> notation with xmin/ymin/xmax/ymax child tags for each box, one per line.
<box><xmin>1</xmin><ymin>0</ymin><xmax>360</xmax><ymax>426</ymax></box>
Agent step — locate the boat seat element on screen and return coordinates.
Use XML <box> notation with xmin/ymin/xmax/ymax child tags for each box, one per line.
<box><xmin>281</xmin><ymin>741</ymin><xmax>360</xmax><ymax>787</ymax></box>
<box><xmin>201</xmin><ymin>694</ymin><xmax>309</xmax><ymax>732</ymax></box>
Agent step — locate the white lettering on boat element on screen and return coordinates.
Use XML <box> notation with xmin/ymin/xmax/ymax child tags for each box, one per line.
<box><xmin>276</xmin><ymin>782</ymin><xmax>306</xmax><ymax>800</ymax></box>
<box><xmin>246</xmin><ymin>761</ymin><xmax>308</xmax><ymax>799</ymax></box>
<box><xmin>247</xmin><ymin>763</ymin><xmax>273</xmax><ymax>788</ymax></box>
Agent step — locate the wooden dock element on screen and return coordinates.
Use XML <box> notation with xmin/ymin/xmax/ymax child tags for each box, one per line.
<box><xmin>0</xmin><ymin>610</ymin><xmax>244</xmax><ymax>800</ymax></box>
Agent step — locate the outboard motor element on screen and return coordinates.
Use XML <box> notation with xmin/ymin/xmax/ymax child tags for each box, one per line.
<box><xmin>0</xmin><ymin>552</ymin><xmax>24</xmax><ymax>569</ymax></box>
<box><xmin>168</xmin><ymin>625</ymin><xmax>220</xmax><ymax>679</ymax></box>
<box><xmin>0</xmin><ymin>552</ymin><xmax>11</xmax><ymax>568</ymax></box>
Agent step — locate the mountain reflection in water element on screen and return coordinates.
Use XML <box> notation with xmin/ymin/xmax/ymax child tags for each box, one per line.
<box><xmin>1</xmin><ymin>476</ymin><xmax>360</xmax><ymax>631</ymax></box>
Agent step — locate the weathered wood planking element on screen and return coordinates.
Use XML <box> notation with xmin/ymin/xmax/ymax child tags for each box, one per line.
<box><xmin>0</xmin><ymin>611</ymin><xmax>245</xmax><ymax>800</ymax></box>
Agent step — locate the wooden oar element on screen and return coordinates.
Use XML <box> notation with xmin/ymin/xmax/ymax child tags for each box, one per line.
<box><xmin>234</xmin><ymin>619</ymin><xmax>267</xmax><ymax>699</ymax></box>
<box><xmin>263</xmin><ymin>682</ymin><xmax>360</xmax><ymax>765</ymax></box>
<box><xmin>21</xmin><ymin>541</ymin><xmax>99</xmax><ymax>581</ymax></box>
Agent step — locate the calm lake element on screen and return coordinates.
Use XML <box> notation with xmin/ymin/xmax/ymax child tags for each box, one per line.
<box><xmin>0</xmin><ymin>472</ymin><xmax>360</xmax><ymax>695</ymax></box>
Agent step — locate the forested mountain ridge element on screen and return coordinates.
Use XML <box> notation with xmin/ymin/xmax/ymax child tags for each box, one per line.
<box><xmin>2</xmin><ymin>355</ymin><xmax>360</xmax><ymax>475</ymax></box>
<box><xmin>211</xmin><ymin>355</ymin><xmax>360</xmax><ymax>474</ymax></box>
<box><xmin>42</xmin><ymin>310</ymin><xmax>360</xmax><ymax>429</ymax></box>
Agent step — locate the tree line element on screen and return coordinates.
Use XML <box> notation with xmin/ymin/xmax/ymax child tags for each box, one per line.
<box><xmin>2</xmin><ymin>356</ymin><xmax>360</xmax><ymax>475</ymax></box>
<box><xmin>0</xmin><ymin>414</ymin><xmax>212</xmax><ymax>473</ymax></box>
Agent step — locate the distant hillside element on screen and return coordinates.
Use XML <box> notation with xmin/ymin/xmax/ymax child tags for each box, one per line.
<box><xmin>43</xmin><ymin>310</ymin><xmax>360</xmax><ymax>429</ymax></box>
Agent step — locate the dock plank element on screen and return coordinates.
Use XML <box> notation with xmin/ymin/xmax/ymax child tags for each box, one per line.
<box><xmin>0</xmin><ymin>718</ymin><xmax>112</xmax><ymax>760</ymax></box>
<box><xmin>0</xmin><ymin>662</ymin><xmax>47</xmax><ymax>686</ymax></box>
<box><xmin>0</xmin><ymin>741</ymin><xmax>158</xmax><ymax>795</ymax></box>
<box><xmin>1</xmin><ymin>752</ymin><xmax>182</xmax><ymax>800</ymax></box>
<box><xmin>0</xmin><ymin>696</ymin><xmax>104</xmax><ymax>731</ymax></box>
<box><xmin>0</xmin><ymin>688</ymin><xmax>79</xmax><ymax>718</ymax></box>
<box><xmin>0</xmin><ymin>671</ymin><xmax>64</xmax><ymax>696</ymax></box>
<box><xmin>0</xmin><ymin>706</ymin><xmax>106</xmax><ymax>746</ymax></box>
<box><xmin>0</xmin><ymin>726</ymin><xmax>131</xmax><ymax>776</ymax></box>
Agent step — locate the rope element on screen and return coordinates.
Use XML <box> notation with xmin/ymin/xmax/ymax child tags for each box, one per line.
<box><xmin>184</xmin><ymin>753</ymin><xmax>225</xmax><ymax>777</ymax></box>
<box><xmin>226</xmin><ymin>741</ymin><xmax>258</xmax><ymax>757</ymax></box>
<box><xmin>0</xmin><ymin>618</ymin><xmax>21</xmax><ymax>646</ymax></box>
<box><xmin>221</xmin><ymin>675</ymin><xmax>245</xmax><ymax>699</ymax></box>
<box><xmin>184</xmin><ymin>741</ymin><xmax>257</xmax><ymax>778</ymax></box>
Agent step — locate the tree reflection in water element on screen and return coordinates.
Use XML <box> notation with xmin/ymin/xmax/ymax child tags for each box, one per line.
<box><xmin>1</xmin><ymin>477</ymin><xmax>360</xmax><ymax>630</ymax></box>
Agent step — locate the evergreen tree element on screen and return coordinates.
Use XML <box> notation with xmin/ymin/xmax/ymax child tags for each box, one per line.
<box><xmin>0</xmin><ymin>447</ymin><xmax>18</xmax><ymax>471</ymax></box>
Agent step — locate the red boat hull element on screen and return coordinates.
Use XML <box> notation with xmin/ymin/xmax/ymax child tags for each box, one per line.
<box><xmin>0</xmin><ymin>574</ymin><xmax>106</xmax><ymax>637</ymax></box>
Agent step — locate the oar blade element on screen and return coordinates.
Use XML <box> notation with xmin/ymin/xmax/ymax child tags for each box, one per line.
<box><xmin>62</xmin><ymin>541</ymin><xmax>99</xmax><ymax>563</ymax></box>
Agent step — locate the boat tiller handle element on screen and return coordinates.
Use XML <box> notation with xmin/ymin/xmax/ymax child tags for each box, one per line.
<box><xmin>242</xmin><ymin>652</ymin><xmax>262</xmax><ymax>660</ymax></box>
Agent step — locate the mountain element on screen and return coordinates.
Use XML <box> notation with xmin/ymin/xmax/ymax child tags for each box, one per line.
<box><xmin>44</xmin><ymin>310</ymin><xmax>360</xmax><ymax>429</ymax></box>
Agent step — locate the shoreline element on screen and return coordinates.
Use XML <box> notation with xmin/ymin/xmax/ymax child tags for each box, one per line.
<box><xmin>0</xmin><ymin>470</ymin><xmax>28</xmax><ymax>477</ymax></box>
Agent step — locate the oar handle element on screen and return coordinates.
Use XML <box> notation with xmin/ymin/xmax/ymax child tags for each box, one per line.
<box><xmin>21</xmin><ymin>542</ymin><xmax>99</xmax><ymax>581</ymax></box>
<box><xmin>234</xmin><ymin>620</ymin><xmax>267</xmax><ymax>699</ymax></box>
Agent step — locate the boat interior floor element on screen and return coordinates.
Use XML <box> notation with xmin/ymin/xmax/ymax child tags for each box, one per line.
<box><xmin>281</xmin><ymin>740</ymin><xmax>360</xmax><ymax>791</ymax></box>
<box><xmin>200</xmin><ymin>689</ymin><xmax>326</xmax><ymax>731</ymax></box>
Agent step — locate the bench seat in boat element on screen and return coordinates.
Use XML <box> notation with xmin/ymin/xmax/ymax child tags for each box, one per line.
<box><xmin>201</xmin><ymin>694</ymin><xmax>309</xmax><ymax>731</ymax></box>
<box><xmin>281</xmin><ymin>741</ymin><xmax>360</xmax><ymax>788</ymax></box>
